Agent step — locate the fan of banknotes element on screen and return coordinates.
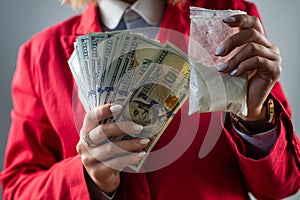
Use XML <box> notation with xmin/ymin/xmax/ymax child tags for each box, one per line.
<box><xmin>68</xmin><ymin>30</ymin><xmax>190</xmax><ymax>171</ymax></box>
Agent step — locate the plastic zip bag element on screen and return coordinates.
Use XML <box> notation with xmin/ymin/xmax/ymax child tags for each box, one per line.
<box><xmin>188</xmin><ymin>7</ymin><xmax>248</xmax><ymax>116</ymax></box>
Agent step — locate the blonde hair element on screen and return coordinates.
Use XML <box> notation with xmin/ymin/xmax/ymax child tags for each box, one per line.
<box><xmin>59</xmin><ymin>0</ymin><xmax>185</xmax><ymax>10</ymax></box>
<box><xmin>59</xmin><ymin>0</ymin><xmax>92</xmax><ymax>10</ymax></box>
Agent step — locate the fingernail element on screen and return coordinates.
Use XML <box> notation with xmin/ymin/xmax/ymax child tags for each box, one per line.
<box><xmin>132</xmin><ymin>124</ymin><xmax>143</xmax><ymax>132</ymax></box>
<box><xmin>223</xmin><ymin>16</ymin><xmax>236</xmax><ymax>23</ymax></box>
<box><xmin>230</xmin><ymin>69</ymin><xmax>238</xmax><ymax>76</ymax></box>
<box><xmin>217</xmin><ymin>63</ymin><xmax>229</xmax><ymax>71</ymax></box>
<box><xmin>137</xmin><ymin>151</ymin><xmax>146</xmax><ymax>158</ymax></box>
<box><xmin>110</xmin><ymin>105</ymin><xmax>122</xmax><ymax>112</ymax></box>
<box><xmin>215</xmin><ymin>46</ymin><xmax>226</xmax><ymax>56</ymax></box>
<box><xmin>140</xmin><ymin>138</ymin><xmax>150</xmax><ymax>145</ymax></box>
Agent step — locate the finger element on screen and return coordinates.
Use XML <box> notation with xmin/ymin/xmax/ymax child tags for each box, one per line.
<box><xmin>76</xmin><ymin>141</ymin><xmax>99</xmax><ymax>166</ymax></box>
<box><xmin>217</xmin><ymin>43</ymin><xmax>279</xmax><ymax>73</ymax></box>
<box><xmin>89</xmin><ymin>138</ymin><xmax>150</xmax><ymax>161</ymax></box>
<box><xmin>215</xmin><ymin>28</ymin><xmax>272</xmax><ymax>57</ymax></box>
<box><xmin>76</xmin><ymin>136</ymin><xmax>149</xmax><ymax>166</ymax></box>
<box><xmin>102</xmin><ymin>151</ymin><xmax>146</xmax><ymax>173</ymax></box>
<box><xmin>82</xmin><ymin>104</ymin><xmax>122</xmax><ymax>133</ymax></box>
<box><xmin>88</xmin><ymin>121</ymin><xmax>144</xmax><ymax>146</ymax></box>
<box><xmin>228</xmin><ymin>56</ymin><xmax>281</xmax><ymax>79</ymax></box>
<box><xmin>224</xmin><ymin>14</ymin><xmax>264</xmax><ymax>34</ymax></box>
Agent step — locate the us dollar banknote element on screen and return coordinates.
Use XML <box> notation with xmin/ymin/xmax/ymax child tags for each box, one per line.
<box><xmin>68</xmin><ymin>31</ymin><xmax>190</xmax><ymax>171</ymax></box>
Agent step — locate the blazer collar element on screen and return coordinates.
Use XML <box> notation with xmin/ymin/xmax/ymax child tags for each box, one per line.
<box><xmin>98</xmin><ymin>0</ymin><xmax>165</xmax><ymax>30</ymax></box>
<box><xmin>75</xmin><ymin>2</ymin><xmax>102</xmax><ymax>35</ymax></box>
<box><xmin>75</xmin><ymin>1</ymin><xmax>191</xmax><ymax>35</ymax></box>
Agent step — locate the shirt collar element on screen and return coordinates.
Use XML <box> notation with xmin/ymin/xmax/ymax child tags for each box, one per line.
<box><xmin>98</xmin><ymin>0</ymin><xmax>165</xmax><ymax>30</ymax></box>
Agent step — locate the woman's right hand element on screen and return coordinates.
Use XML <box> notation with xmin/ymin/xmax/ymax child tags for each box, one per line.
<box><xmin>76</xmin><ymin>104</ymin><xmax>149</xmax><ymax>193</ymax></box>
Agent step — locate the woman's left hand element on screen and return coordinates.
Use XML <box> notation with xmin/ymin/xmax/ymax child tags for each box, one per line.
<box><xmin>215</xmin><ymin>14</ymin><xmax>281</xmax><ymax>121</ymax></box>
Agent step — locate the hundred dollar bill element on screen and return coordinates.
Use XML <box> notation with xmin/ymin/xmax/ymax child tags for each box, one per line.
<box><xmin>89</xmin><ymin>33</ymin><xmax>107</xmax><ymax>107</ymax></box>
<box><xmin>77</xmin><ymin>35</ymin><xmax>95</xmax><ymax>108</ymax></box>
<box><xmin>98</xmin><ymin>31</ymin><xmax>121</xmax><ymax>105</ymax></box>
<box><xmin>104</xmin><ymin>33</ymin><xmax>160</xmax><ymax>123</ymax></box>
<box><xmin>109</xmin><ymin>34</ymin><xmax>164</xmax><ymax>106</ymax></box>
<box><xmin>103</xmin><ymin>31</ymin><xmax>131</xmax><ymax>105</ymax></box>
<box><xmin>111</xmin><ymin>46</ymin><xmax>190</xmax><ymax>171</ymax></box>
<box><xmin>68</xmin><ymin>51</ymin><xmax>91</xmax><ymax>111</ymax></box>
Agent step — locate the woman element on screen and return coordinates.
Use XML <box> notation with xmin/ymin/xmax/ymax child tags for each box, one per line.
<box><xmin>1</xmin><ymin>0</ymin><xmax>299</xmax><ymax>199</ymax></box>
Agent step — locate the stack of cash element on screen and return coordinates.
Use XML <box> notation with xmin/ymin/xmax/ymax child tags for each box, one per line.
<box><xmin>68</xmin><ymin>31</ymin><xmax>190</xmax><ymax>171</ymax></box>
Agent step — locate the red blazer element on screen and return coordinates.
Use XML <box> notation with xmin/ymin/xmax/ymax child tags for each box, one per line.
<box><xmin>1</xmin><ymin>1</ymin><xmax>299</xmax><ymax>199</ymax></box>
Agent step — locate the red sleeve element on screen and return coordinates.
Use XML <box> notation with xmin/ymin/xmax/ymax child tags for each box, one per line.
<box><xmin>225</xmin><ymin>94</ymin><xmax>300</xmax><ymax>199</ymax></box>
<box><xmin>0</xmin><ymin>44</ymin><xmax>90</xmax><ymax>199</ymax></box>
<box><xmin>223</xmin><ymin>2</ymin><xmax>300</xmax><ymax>199</ymax></box>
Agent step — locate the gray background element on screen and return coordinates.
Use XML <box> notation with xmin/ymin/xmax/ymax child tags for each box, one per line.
<box><xmin>0</xmin><ymin>0</ymin><xmax>299</xmax><ymax>199</ymax></box>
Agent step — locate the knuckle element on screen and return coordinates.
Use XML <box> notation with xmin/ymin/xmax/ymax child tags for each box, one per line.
<box><xmin>246</xmin><ymin>43</ymin><xmax>259</xmax><ymax>53</ymax></box>
<box><xmin>252</xmin><ymin>16</ymin><xmax>260</xmax><ymax>26</ymax></box>
<box><xmin>247</xmin><ymin>28</ymin><xmax>259</xmax><ymax>39</ymax></box>
<box><xmin>253</xmin><ymin>56</ymin><xmax>263</xmax><ymax>65</ymax></box>
<box><xmin>274</xmin><ymin>61</ymin><xmax>282</xmax><ymax>79</ymax></box>
<box><xmin>76</xmin><ymin>142</ymin><xmax>82</xmax><ymax>154</ymax></box>
<box><xmin>239</xmin><ymin>15</ymin><xmax>247</xmax><ymax>26</ymax></box>
<box><xmin>272</xmin><ymin>69</ymin><xmax>281</xmax><ymax>82</ymax></box>
<box><xmin>277</xmin><ymin>55</ymin><xmax>282</xmax><ymax>64</ymax></box>
<box><xmin>272</xmin><ymin>44</ymin><xmax>281</xmax><ymax>54</ymax></box>
<box><xmin>95</xmin><ymin>125</ymin><xmax>104</xmax><ymax>137</ymax></box>
<box><xmin>95</xmin><ymin>107</ymin><xmax>103</xmax><ymax>122</ymax></box>
<box><xmin>80</xmin><ymin>128</ymin><xmax>86</xmax><ymax>138</ymax></box>
<box><xmin>81</xmin><ymin>155</ymin><xmax>90</xmax><ymax>166</ymax></box>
